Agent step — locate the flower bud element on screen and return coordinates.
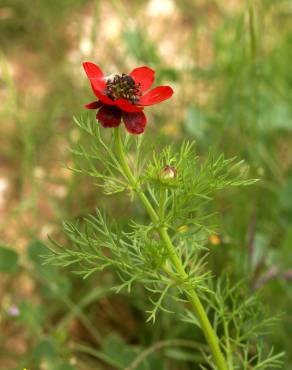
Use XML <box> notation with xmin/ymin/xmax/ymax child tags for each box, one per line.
<box><xmin>160</xmin><ymin>165</ymin><xmax>177</xmax><ymax>180</ymax></box>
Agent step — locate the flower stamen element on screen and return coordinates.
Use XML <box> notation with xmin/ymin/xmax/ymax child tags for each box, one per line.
<box><xmin>105</xmin><ymin>73</ymin><xmax>142</xmax><ymax>104</ymax></box>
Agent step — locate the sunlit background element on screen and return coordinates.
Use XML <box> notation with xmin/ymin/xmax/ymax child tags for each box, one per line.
<box><xmin>0</xmin><ymin>0</ymin><xmax>291</xmax><ymax>369</ymax></box>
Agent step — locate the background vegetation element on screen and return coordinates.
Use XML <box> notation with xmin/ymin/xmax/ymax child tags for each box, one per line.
<box><xmin>0</xmin><ymin>0</ymin><xmax>291</xmax><ymax>369</ymax></box>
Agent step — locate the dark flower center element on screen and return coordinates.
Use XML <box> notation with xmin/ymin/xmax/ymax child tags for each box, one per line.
<box><xmin>105</xmin><ymin>74</ymin><xmax>142</xmax><ymax>104</ymax></box>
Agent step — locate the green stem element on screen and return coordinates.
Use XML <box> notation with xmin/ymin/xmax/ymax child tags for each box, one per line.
<box><xmin>224</xmin><ymin>321</ymin><xmax>234</xmax><ymax>370</ymax></box>
<box><xmin>159</xmin><ymin>186</ymin><xmax>167</xmax><ymax>220</ymax></box>
<box><xmin>114</xmin><ymin>127</ymin><xmax>228</xmax><ymax>370</ymax></box>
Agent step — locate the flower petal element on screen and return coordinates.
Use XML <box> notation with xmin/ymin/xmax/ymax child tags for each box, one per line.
<box><xmin>83</xmin><ymin>62</ymin><xmax>107</xmax><ymax>98</ymax></box>
<box><xmin>115</xmin><ymin>98</ymin><xmax>143</xmax><ymax>113</ymax></box>
<box><xmin>130</xmin><ymin>66</ymin><xmax>155</xmax><ymax>92</ymax></box>
<box><xmin>96</xmin><ymin>105</ymin><xmax>122</xmax><ymax>128</ymax></box>
<box><xmin>90</xmin><ymin>78</ymin><xmax>106</xmax><ymax>93</ymax></box>
<box><xmin>83</xmin><ymin>62</ymin><xmax>104</xmax><ymax>79</ymax></box>
<box><xmin>122</xmin><ymin>111</ymin><xmax>147</xmax><ymax>134</ymax></box>
<box><xmin>139</xmin><ymin>86</ymin><xmax>174</xmax><ymax>106</ymax></box>
<box><xmin>85</xmin><ymin>101</ymin><xmax>103</xmax><ymax>109</ymax></box>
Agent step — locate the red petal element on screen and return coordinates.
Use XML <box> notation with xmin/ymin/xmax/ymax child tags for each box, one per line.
<box><xmin>90</xmin><ymin>78</ymin><xmax>106</xmax><ymax>93</ymax></box>
<box><xmin>130</xmin><ymin>66</ymin><xmax>155</xmax><ymax>92</ymax></box>
<box><xmin>83</xmin><ymin>62</ymin><xmax>104</xmax><ymax>79</ymax></box>
<box><xmin>96</xmin><ymin>105</ymin><xmax>122</xmax><ymax>128</ymax></box>
<box><xmin>115</xmin><ymin>98</ymin><xmax>143</xmax><ymax>113</ymax></box>
<box><xmin>139</xmin><ymin>86</ymin><xmax>174</xmax><ymax>106</ymax></box>
<box><xmin>83</xmin><ymin>62</ymin><xmax>107</xmax><ymax>99</ymax></box>
<box><xmin>122</xmin><ymin>111</ymin><xmax>147</xmax><ymax>134</ymax></box>
<box><xmin>85</xmin><ymin>101</ymin><xmax>103</xmax><ymax>109</ymax></box>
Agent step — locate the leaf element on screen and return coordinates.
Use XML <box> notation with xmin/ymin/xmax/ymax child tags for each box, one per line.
<box><xmin>251</xmin><ymin>233</ymin><xmax>269</xmax><ymax>270</ymax></box>
<box><xmin>0</xmin><ymin>245</ymin><xmax>19</xmax><ymax>273</ymax></box>
<box><xmin>181</xmin><ymin>309</ymin><xmax>201</xmax><ymax>328</ymax></box>
<box><xmin>102</xmin><ymin>334</ymin><xmax>164</xmax><ymax>370</ymax></box>
<box><xmin>42</xmin><ymin>276</ymin><xmax>72</xmax><ymax>299</ymax></box>
<box><xmin>165</xmin><ymin>348</ymin><xmax>203</xmax><ymax>362</ymax></box>
<box><xmin>18</xmin><ymin>301</ymin><xmax>45</xmax><ymax>334</ymax></box>
<box><xmin>27</xmin><ymin>239</ymin><xmax>57</xmax><ymax>278</ymax></box>
<box><xmin>32</xmin><ymin>338</ymin><xmax>57</xmax><ymax>360</ymax></box>
<box><xmin>27</xmin><ymin>239</ymin><xmax>52</xmax><ymax>262</ymax></box>
<box><xmin>259</xmin><ymin>100</ymin><xmax>292</xmax><ymax>132</ymax></box>
<box><xmin>27</xmin><ymin>239</ymin><xmax>72</xmax><ymax>298</ymax></box>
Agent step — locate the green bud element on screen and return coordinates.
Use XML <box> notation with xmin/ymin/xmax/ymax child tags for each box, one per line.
<box><xmin>160</xmin><ymin>165</ymin><xmax>177</xmax><ymax>180</ymax></box>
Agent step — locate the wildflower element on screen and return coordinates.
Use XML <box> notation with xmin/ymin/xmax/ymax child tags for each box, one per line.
<box><xmin>7</xmin><ymin>304</ymin><xmax>20</xmax><ymax>317</ymax></box>
<box><xmin>83</xmin><ymin>63</ymin><xmax>173</xmax><ymax>134</ymax></box>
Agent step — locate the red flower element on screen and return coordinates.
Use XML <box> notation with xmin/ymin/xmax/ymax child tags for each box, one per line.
<box><xmin>83</xmin><ymin>62</ymin><xmax>174</xmax><ymax>134</ymax></box>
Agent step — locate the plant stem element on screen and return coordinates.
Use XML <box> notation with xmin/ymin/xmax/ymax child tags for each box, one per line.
<box><xmin>114</xmin><ymin>127</ymin><xmax>228</xmax><ymax>370</ymax></box>
<box><xmin>224</xmin><ymin>321</ymin><xmax>234</xmax><ymax>370</ymax></box>
<box><xmin>159</xmin><ymin>186</ymin><xmax>167</xmax><ymax>220</ymax></box>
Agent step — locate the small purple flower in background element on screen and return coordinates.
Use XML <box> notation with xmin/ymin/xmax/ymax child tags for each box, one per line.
<box><xmin>7</xmin><ymin>304</ymin><xmax>20</xmax><ymax>317</ymax></box>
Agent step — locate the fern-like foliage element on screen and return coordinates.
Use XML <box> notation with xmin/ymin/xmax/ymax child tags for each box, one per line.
<box><xmin>197</xmin><ymin>278</ymin><xmax>284</xmax><ymax>369</ymax></box>
<box><xmin>46</xmin><ymin>115</ymin><xmax>283</xmax><ymax>368</ymax></box>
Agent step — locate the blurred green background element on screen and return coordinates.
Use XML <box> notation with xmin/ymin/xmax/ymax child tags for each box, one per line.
<box><xmin>0</xmin><ymin>0</ymin><xmax>291</xmax><ymax>369</ymax></box>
